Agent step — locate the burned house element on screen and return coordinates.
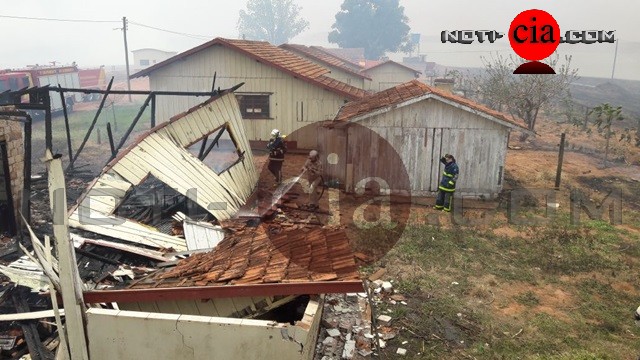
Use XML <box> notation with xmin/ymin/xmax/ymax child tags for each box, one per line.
<box><xmin>0</xmin><ymin>118</ymin><xmax>24</xmax><ymax>236</ymax></box>
<box><xmin>0</xmin><ymin>74</ymin><xmax>369</xmax><ymax>358</ymax></box>
<box><xmin>81</xmin><ymin>224</ymin><xmax>361</xmax><ymax>360</ymax></box>
<box><xmin>68</xmin><ymin>89</ymin><xmax>258</xmax><ymax>251</ymax></box>
<box><xmin>18</xmin><ymin>84</ymin><xmax>362</xmax><ymax>359</ymax></box>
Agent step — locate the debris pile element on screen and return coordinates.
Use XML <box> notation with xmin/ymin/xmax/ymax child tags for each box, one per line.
<box><xmin>314</xmin><ymin>272</ymin><xmax>411</xmax><ymax>359</ymax></box>
<box><xmin>317</xmin><ymin>268</ymin><xmax>420</xmax><ymax>359</ymax></box>
<box><xmin>315</xmin><ymin>293</ymin><xmax>374</xmax><ymax>359</ymax></box>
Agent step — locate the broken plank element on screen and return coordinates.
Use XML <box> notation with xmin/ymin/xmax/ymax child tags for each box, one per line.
<box><xmin>12</xmin><ymin>291</ymin><xmax>55</xmax><ymax>360</ymax></box>
<box><xmin>74</xmin><ymin>237</ymin><xmax>173</xmax><ymax>262</ymax></box>
<box><xmin>0</xmin><ymin>309</ymin><xmax>66</xmax><ymax>321</ymax></box>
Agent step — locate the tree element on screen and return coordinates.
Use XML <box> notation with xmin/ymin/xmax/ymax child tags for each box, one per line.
<box><xmin>471</xmin><ymin>54</ymin><xmax>578</xmax><ymax>140</ymax></box>
<box><xmin>328</xmin><ymin>0</ymin><xmax>413</xmax><ymax>59</ymax></box>
<box><xmin>237</xmin><ymin>0</ymin><xmax>309</xmax><ymax>45</ymax></box>
<box><xmin>590</xmin><ymin>103</ymin><xmax>624</xmax><ymax>167</ymax></box>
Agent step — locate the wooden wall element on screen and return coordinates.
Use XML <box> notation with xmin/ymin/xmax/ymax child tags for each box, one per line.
<box><xmin>147</xmin><ymin>45</ymin><xmax>352</xmax><ymax>149</ymax></box>
<box><xmin>318</xmin><ymin>99</ymin><xmax>510</xmax><ymax>198</ymax></box>
<box><xmin>363</xmin><ymin>63</ymin><xmax>419</xmax><ymax>92</ymax></box>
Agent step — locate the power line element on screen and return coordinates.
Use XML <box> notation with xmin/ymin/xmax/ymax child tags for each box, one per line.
<box><xmin>0</xmin><ymin>14</ymin><xmax>119</xmax><ymax>23</ymax></box>
<box><xmin>128</xmin><ymin>21</ymin><xmax>212</xmax><ymax>40</ymax></box>
<box><xmin>0</xmin><ymin>14</ymin><xmax>212</xmax><ymax>40</ymax></box>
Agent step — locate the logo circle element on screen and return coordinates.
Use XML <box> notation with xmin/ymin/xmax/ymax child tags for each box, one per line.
<box><xmin>256</xmin><ymin>122</ymin><xmax>412</xmax><ymax>267</ymax></box>
<box><xmin>508</xmin><ymin>9</ymin><xmax>560</xmax><ymax>61</ymax></box>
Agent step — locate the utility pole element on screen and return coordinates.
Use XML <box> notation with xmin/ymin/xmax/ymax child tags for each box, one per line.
<box><xmin>122</xmin><ymin>16</ymin><xmax>132</xmax><ymax>102</ymax></box>
<box><xmin>611</xmin><ymin>39</ymin><xmax>619</xmax><ymax>79</ymax></box>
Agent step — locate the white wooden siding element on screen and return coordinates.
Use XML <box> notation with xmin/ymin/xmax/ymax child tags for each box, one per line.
<box><xmin>69</xmin><ymin>93</ymin><xmax>258</xmax><ymax>250</ymax></box>
<box><xmin>363</xmin><ymin>63</ymin><xmax>419</xmax><ymax>92</ymax></box>
<box><xmin>357</xmin><ymin>99</ymin><xmax>509</xmax><ymax>197</ymax></box>
<box><xmin>148</xmin><ymin>45</ymin><xmax>351</xmax><ymax>148</ymax></box>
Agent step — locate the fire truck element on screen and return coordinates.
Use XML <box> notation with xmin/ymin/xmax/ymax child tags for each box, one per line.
<box><xmin>0</xmin><ymin>65</ymin><xmax>83</xmax><ymax>114</ymax></box>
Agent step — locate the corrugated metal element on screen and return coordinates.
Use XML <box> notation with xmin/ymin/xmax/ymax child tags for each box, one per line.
<box><xmin>69</xmin><ymin>92</ymin><xmax>258</xmax><ymax>251</ymax></box>
<box><xmin>149</xmin><ymin>46</ymin><xmax>352</xmax><ymax>149</ymax></box>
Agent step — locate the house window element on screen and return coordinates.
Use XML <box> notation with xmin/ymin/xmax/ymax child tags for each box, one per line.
<box><xmin>236</xmin><ymin>93</ymin><xmax>271</xmax><ymax>119</ymax></box>
<box><xmin>140</xmin><ymin>59</ymin><xmax>150</xmax><ymax>66</ymax></box>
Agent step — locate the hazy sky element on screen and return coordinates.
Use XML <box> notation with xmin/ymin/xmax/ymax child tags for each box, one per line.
<box><xmin>1</xmin><ymin>0</ymin><xmax>637</xmax><ymax>80</ymax></box>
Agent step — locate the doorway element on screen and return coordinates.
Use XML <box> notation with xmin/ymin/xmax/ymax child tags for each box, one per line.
<box><xmin>0</xmin><ymin>142</ymin><xmax>16</xmax><ymax>236</ymax></box>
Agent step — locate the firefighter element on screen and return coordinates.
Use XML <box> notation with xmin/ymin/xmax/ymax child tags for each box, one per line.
<box><xmin>301</xmin><ymin>150</ymin><xmax>323</xmax><ymax>209</ymax></box>
<box><xmin>434</xmin><ymin>154</ymin><xmax>459</xmax><ymax>212</ymax></box>
<box><xmin>267</xmin><ymin>129</ymin><xmax>286</xmax><ymax>184</ymax></box>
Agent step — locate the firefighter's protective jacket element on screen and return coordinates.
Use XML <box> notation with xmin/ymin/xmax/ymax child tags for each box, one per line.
<box><xmin>438</xmin><ymin>157</ymin><xmax>459</xmax><ymax>192</ymax></box>
<box><xmin>267</xmin><ymin>136</ymin><xmax>286</xmax><ymax>161</ymax></box>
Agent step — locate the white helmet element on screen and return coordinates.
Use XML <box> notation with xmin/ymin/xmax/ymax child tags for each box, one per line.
<box><xmin>270</xmin><ymin>129</ymin><xmax>280</xmax><ymax>138</ymax></box>
<box><xmin>309</xmin><ymin>150</ymin><xmax>318</xmax><ymax>159</ymax></box>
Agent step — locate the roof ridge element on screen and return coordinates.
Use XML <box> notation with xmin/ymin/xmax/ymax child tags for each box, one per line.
<box><xmin>280</xmin><ymin>43</ymin><xmax>371</xmax><ymax>80</ymax></box>
<box><xmin>334</xmin><ymin>80</ymin><xmax>528</xmax><ymax>130</ymax></box>
<box><xmin>131</xmin><ymin>37</ymin><xmax>366</xmax><ymax>100</ymax></box>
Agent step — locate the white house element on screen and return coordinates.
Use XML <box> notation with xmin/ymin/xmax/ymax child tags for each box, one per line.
<box><xmin>362</xmin><ymin>60</ymin><xmax>422</xmax><ymax>92</ymax></box>
<box><xmin>131</xmin><ymin>48</ymin><xmax>178</xmax><ymax>72</ymax></box>
<box><xmin>131</xmin><ymin>38</ymin><xmax>367</xmax><ymax>149</ymax></box>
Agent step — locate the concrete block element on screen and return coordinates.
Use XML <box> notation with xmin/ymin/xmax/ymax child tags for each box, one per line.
<box><xmin>377</xmin><ymin>315</ymin><xmax>392</xmax><ymax>324</ymax></box>
<box><xmin>342</xmin><ymin>340</ymin><xmax>356</xmax><ymax>359</ymax></box>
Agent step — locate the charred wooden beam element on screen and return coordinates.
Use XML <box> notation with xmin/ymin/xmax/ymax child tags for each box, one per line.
<box><xmin>211</xmin><ymin>71</ymin><xmax>217</xmax><ymax>93</ymax></box>
<box><xmin>11</xmin><ymin>290</ymin><xmax>54</xmax><ymax>360</ymax></box>
<box><xmin>43</xmin><ymin>91</ymin><xmax>52</xmax><ymax>152</ymax></box>
<box><xmin>67</xmin><ymin>77</ymin><xmax>114</xmax><ymax>171</ymax></box>
<box><xmin>106</xmin><ymin>122</ymin><xmax>116</xmax><ymax>158</ymax></box>
<box><xmin>150</xmin><ymin>93</ymin><xmax>156</xmax><ymax>128</ymax></box>
<box><xmin>75</xmin><ymin>247</ymin><xmax>120</xmax><ymax>266</ymax></box>
<box><xmin>110</xmin><ymin>94</ymin><xmax>153</xmax><ymax>162</ymax></box>
<box><xmin>48</xmin><ymin>82</ymin><xmax>244</xmax><ymax>96</ymax></box>
<box><xmin>200</xmin><ymin>126</ymin><xmax>226</xmax><ymax>160</ymax></box>
<box><xmin>197</xmin><ymin>136</ymin><xmax>209</xmax><ymax>159</ymax></box>
<box><xmin>58</xmin><ymin>85</ymin><xmax>74</xmax><ymax>163</ymax></box>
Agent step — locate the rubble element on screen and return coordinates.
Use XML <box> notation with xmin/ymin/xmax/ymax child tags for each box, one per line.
<box><xmin>376</xmin><ymin>315</ymin><xmax>392</xmax><ymax>325</ymax></box>
<box><xmin>315</xmin><ymin>293</ymin><xmax>374</xmax><ymax>359</ymax></box>
<box><xmin>313</xmin><ymin>273</ymin><xmax>411</xmax><ymax>359</ymax></box>
<box><xmin>342</xmin><ymin>340</ymin><xmax>356</xmax><ymax>359</ymax></box>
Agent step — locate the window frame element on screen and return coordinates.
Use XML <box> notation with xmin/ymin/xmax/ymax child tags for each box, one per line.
<box><xmin>235</xmin><ymin>92</ymin><xmax>272</xmax><ymax>120</ymax></box>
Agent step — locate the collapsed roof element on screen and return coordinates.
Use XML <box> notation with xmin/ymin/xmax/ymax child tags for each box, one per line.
<box><xmin>68</xmin><ymin>88</ymin><xmax>258</xmax><ymax>251</ymax></box>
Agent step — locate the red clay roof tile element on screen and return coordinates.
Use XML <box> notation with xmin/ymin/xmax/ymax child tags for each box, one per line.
<box><xmin>131</xmin><ymin>38</ymin><xmax>366</xmax><ymax>100</ymax></box>
<box><xmin>280</xmin><ymin>44</ymin><xmax>371</xmax><ymax>80</ymax></box>
<box><xmin>334</xmin><ymin>80</ymin><xmax>528</xmax><ymax>130</ymax></box>
<box><xmin>134</xmin><ymin>224</ymin><xmax>359</xmax><ymax>289</ymax></box>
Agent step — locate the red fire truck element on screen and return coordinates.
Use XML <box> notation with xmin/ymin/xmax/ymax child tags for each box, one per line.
<box><xmin>0</xmin><ymin>65</ymin><xmax>82</xmax><ymax>113</ymax></box>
